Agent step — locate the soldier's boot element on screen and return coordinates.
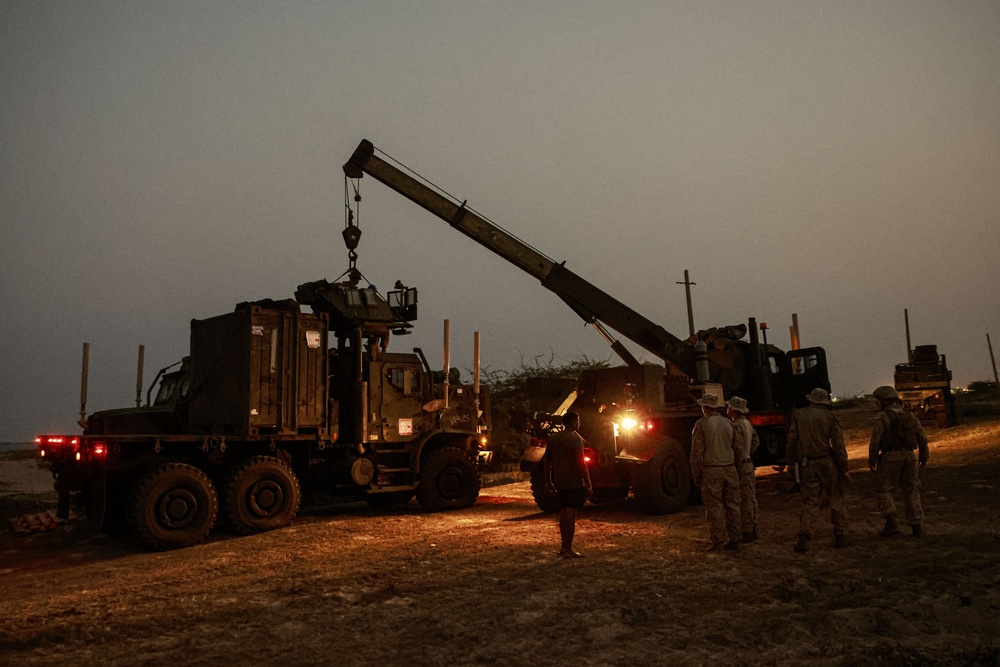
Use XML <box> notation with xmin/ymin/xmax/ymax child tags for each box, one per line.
<box><xmin>793</xmin><ymin>534</ymin><xmax>809</xmax><ymax>553</ymax></box>
<box><xmin>833</xmin><ymin>530</ymin><xmax>848</xmax><ymax>549</ymax></box>
<box><xmin>911</xmin><ymin>523</ymin><xmax>924</xmax><ymax>538</ymax></box>
<box><xmin>879</xmin><ymin>515</ymin><xmax>900</xmax><ymax>538</ymax></box>
<box><xmin>741</xmin><ymin>531</ymin><xmax>757</xmax><ymax>544</ymax></box>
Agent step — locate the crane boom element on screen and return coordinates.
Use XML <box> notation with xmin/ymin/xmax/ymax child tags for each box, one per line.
<box><xmin>343</xmin><ymin>139</ymin><xmax>695</xmax><ymax>376</ymax></box>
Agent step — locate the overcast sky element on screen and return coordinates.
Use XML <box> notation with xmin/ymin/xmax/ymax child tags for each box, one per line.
<box><xmin>2</xmin><ymin>1</ymin><xmax>998</xmax><ymax>441</ymax></box>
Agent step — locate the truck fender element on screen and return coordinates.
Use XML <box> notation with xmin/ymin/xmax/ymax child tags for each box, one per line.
<box><xmin>519</xmin><ymin>444</ymin><xmax>546</xmax><ymax>473</ymax></box>
<box><xmin>412</xmin><ymin>431</ymin><xmax>476</xmax><ymax>473</ymax></box>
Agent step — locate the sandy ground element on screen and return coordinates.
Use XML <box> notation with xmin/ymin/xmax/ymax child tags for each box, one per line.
<box><xmin>1</xmin><ymin>415</ymin><xmax>999</xmax><ymax>666</ymax></box>
<box><xmin>0</xmin><ymin>457</ymin><xmax>55</xmax><ymax>495</ymax></box>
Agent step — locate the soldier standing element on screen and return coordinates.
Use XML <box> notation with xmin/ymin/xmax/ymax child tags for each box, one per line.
<box><xmin>690</xmin><ymin>394</ymin><xmax>742</xmax><ymax>552</ymax></box>
<box><xmin>786</xmin><ymin>388</ymin><xmax>850</xmax><ymax>552</ymax></box>
<box><xmin>869</xmin><ymin>385</ymin><xmax>930</xmax><ymax>538</ymax></box>
<box><xmin>543</xmin><ymin>412</ymin><xmax>592</xmax><ymax>558</ymax></box>
<box><xmin>727</xmin><ymin>396</ymin><xmax>760</xmax><ymax>543</ymax></box>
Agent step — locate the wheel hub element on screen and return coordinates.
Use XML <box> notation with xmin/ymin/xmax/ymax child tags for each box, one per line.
<box><xmin>248</xmin><ymin>480</ymin><xmax>283</xmax><ymax>517</ymax></box>
<box><xmin>661</xmin><ymin>461</ymin><xmax>679</xmax><ymax>493</ymax></box>
<box><xmin>157</xmin><ymin>489</ymin><xmax>198</xmax><ymax>529</ymax></box>
<box><xmin>437</xmin><ymin>466</ymin><xmax>465</xmax><ymax>498</ymax></box>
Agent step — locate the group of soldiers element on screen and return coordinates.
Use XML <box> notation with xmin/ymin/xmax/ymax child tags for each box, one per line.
<box><xmin>689</xmin><ymin>385</ymin><xmax>930</xmax><ymax>553</ymax></box>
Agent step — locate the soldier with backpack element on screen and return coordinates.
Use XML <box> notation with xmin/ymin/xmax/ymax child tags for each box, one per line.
<box><xmin>869</xmin><ymin>385</ymin><xmax>930</xmax><ymax>537</ymax></box>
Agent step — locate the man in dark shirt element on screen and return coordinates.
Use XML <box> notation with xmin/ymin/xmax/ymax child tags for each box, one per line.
<box><xmin>543</xmin><ymin>412</ymin><xmax>592</xmax><ymax>558</ymax></box>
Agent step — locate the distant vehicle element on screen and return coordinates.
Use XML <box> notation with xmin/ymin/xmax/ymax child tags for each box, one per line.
<box><xmin>37</xmin><ymin>278</ymin><xmax>492</xmax><ymax>550</ymax></box>
<box><xmin>343</xmin><ymin>138</ymin><xmax>830</xmax><ymax>514</ymax></box>
<box><xmin>894</xmin><ymin>344</ymin><xmax>957</xmax><ymax>427</ymax></box>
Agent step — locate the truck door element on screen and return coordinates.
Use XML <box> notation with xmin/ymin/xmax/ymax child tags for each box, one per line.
<box><xmin>380</xmin><ymin>363</ymin><xmax>424</xmax><ymax>442</ymax></box>
<box><xmin>783</xmin><ymin>347</ymin><xmax>830</xmax><ymax>408</ymax></box>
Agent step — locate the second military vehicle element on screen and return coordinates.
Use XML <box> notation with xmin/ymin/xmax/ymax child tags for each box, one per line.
<box><xmin>343</xmin><ymin>139</ymin><xmax>830</xmax><ymax>515</ymax></box>
<box><xmin>894</xmin><ymin>344</ymin><xmax>957</xmax><ymax>427</ymax></box>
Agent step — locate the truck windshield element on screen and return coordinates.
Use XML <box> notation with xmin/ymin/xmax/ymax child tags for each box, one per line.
<box><xmin>153</xmin><ymin>374</ymin><xmax>189</xmax><ymax>406</ymax></box>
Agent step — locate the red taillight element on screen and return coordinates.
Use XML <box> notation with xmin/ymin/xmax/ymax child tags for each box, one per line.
<box><xmin>39</xmin><ymin>436</ymin><xmax>80</xmax><ymax>445</ymax></box>
<box><xmin>92</xmin><ymin>443</ymin><xmax>107</xmax><ymax>456</ymax></box>
<box><xmin>583</xmin><ymin>447</ymin><xmax>598</xmax><ymax>465</ymax></box>
<box><xmin>749</xmin><ymin>413</ymin><xmax>786</xmax><ymax>427</ymax></box>
<box><xmin>36</xmin><ymin>435</ymin><xmax>82</xmax><ymax>458</ymax></box>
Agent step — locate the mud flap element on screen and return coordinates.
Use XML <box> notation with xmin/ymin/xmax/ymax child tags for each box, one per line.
<box><xmin>82</xmin><ymin>473</ymin><xmax>108</xmax><ymax>532</ymax></box>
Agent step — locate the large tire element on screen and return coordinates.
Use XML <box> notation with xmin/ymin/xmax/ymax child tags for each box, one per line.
<box><xmin>416</xmin><ymin>446</ymin><xmax>480</xmax><ymax>512</ymax></box>
<box><xmin>632</xmin><ymin>438</ymin><xmax>691</xmax><ymax>515</ymax></box>
<box><xmin>222</xmin><ymin>456</ymin><xmax>301</xmax><ymax>535</ymax></box>
<box><xmin>127</xmin><ymin>463</ymin><xmax>218</xmax><ymax>551</ymax></box>
<box><xmin>529</xmin><ymin>467</ymin><xmax>561</xmax><ymax>513</ymax></box>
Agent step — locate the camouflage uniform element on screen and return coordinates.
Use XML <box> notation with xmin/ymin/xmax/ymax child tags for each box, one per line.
<box><xmin>731</xmin><ymin>415</ymin><xmax>760</xmax><ymax>538</ymax></box>
<box><xmin>786</xmin><ymin>395</ymin><xmax>849</xmax><ymax>549</ymax></box>
<box><xmin>869</xmin><ymin>404</ymin><xmax>929</xmax><ymax>530</ymax></box>
<box><xmin>690</xmin><ymin>405</ymin><xmax>742</xmax><ymax>549</ymax></box>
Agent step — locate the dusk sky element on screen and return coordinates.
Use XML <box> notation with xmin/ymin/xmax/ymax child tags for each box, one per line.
<box><xmin>2</xmin><ymin>1</ymin><xmax>998</xmax><ymax>441</ymax></box>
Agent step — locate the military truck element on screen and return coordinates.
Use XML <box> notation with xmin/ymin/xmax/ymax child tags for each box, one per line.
<box><xmin>342</xmin><ymin>139</ymin><xmax>830</xmax><ymax>515</ymax></box>
<box><xmin>894</xmin><ymin>344</ymin><xmax>957</xmax><ymax>427</ymax></box>
<box><xmin>36</xmin><ymin>275</ymin><xmax>492</xmax><ymax>550</ymax></box>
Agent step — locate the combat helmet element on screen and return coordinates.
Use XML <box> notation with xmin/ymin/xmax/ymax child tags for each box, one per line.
<box><xmin>806</xmin><ymin>387</ymin><xmax>832</xmax><ymax>405</ymax></box>
<box><xmin>872</xmin><ymin>385</ymin><xmax>900</xmax><ymax>402</ymax></box>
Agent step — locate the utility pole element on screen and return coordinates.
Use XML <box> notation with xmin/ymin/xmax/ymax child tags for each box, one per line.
<box><xmin>989</xmin><ymin>333</ymin><xmax>999</xmax><ymax>387</ymax></box>
<box><xmin>676</xmin><ymin>270</ymin><xmax>696</xmax><ymax>337</ymax></box>
<box><xmin>904</xmin><ymin>309</ymin><xmax>913</xmax><ymax>363</ymax></box>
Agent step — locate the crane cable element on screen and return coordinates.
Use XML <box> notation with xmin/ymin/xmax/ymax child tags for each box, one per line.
<box><xmin>343</xmin><ymin>174</ymin><xmax>362</xmax><ymax>273</ymax></box>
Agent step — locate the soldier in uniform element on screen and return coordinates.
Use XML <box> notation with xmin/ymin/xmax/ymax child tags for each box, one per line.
<box><xmin>869</xmin><ymin>385</ymin><xmax>930</xmax><ymax>538</ymax></box>
<box><xmin>543</xmin><ymin>411</ymin><xmax>592</xmax><ymax>558</ymax></box>
<box><xmin>786</xmin><ymin>387</ymin><xmax>850</xmax><ymax>552</ymax></box>
<box><xmin>690</xmin><ymin>394</ymin><xmax>742</xmax><ymax>552</ymax></box>
<box><xmin>727</xmin><ymin>396</ymin><xmax>760</xmax><ymax>543</ymax></box>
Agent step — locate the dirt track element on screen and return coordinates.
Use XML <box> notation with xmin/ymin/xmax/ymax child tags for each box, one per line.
<box><xmin>2</xmin><ymin>416</ymin><xmax>999</xmax><ymax>666</ymax></box>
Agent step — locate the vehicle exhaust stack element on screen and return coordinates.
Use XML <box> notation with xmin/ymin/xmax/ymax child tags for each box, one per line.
<box><xmin>78</xmin><ymin>342</ymin><xmax>90</xmax><ymax>429</ymax></box>
<box><xmin>695</xmin><ymin>339</ymin><xmax>710</xmax><ymax>383</ymax></box>
<box><xmin>443</xmin><ymin>319</ymin><xmax>451</xmax><ymax>409</ymax></box>
<box><xmin>135</xmin><ymin>345</ymin><xmax>145</xmax><ymax>408</ymax></box>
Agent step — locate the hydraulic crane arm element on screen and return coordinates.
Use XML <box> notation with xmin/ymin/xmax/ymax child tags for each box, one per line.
<box><xmin>343</xmin><ymin>139</ymin><xmax>695</xmax><ymax>376</ymax></box>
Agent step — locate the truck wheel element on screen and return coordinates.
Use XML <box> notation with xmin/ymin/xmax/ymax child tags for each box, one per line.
<box><xmin>529</xmin><ymin>468</ymin><xmax>561</xmax><ymax>513</ymax></box>
<box><xmin>416</xmin><ymin>446</ymin><xmax>480</xmax><ymax>511</ymax></box>
<box><xmin>127</xmin><ymin>463</ymin><xmax>218</xmax><ymax>551</ymax></box>
<box><xmin>632</xmin><ymin>438</ymin><xmax>691</xmax><ymax>515</ymax></box>
<box><xmin>222</xmin><ymin>456</ymin><xmax>301</xmax><ymax>535</ymax></box>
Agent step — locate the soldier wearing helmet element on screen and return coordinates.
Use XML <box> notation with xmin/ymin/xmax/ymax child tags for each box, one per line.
<box><xmin>786</xmin><ymin>387</ymin><xmax>850</xmax><ymax>553</ymax></box>
<box><xmin>869</xmin><ymin>385</ymin><xmax>930</xmax><ymax>538</ymax></box>
<box><xmin>690</xmin><ymin>393</ymin><xmax>742</xmax><ymax>553</ymax></box>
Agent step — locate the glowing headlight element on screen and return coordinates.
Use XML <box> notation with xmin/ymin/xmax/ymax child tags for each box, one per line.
<box><xmin>621</xmin><ymin>417</ymin><xmax>638</xmax><ymax>430</ymax></box>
